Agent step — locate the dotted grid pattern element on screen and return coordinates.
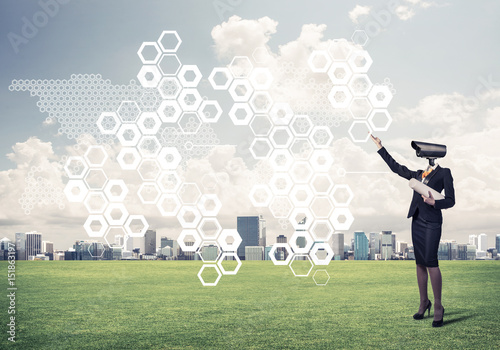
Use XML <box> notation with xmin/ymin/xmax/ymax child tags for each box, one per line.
<box><xmin>9</xmin><ymin>30</ymin><xmax>394</xmax><ymax>286</ymax></box>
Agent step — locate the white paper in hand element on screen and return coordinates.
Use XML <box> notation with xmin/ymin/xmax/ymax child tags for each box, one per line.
<box><xmin>409</xmin><ymin>178</ymin><xmax>445</xmax><ymax>200</ymax></box>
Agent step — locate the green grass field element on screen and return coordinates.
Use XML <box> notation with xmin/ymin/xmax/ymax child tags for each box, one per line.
<box><xmin>1</xmin><ymin>260</ymin><xmax>499</xmax><ymax>349</ymax></box>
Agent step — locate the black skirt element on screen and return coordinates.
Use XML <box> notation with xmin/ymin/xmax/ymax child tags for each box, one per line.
<box><xmin>411</xmin><ymin>209</ymin><xmax>442</xmax><ymax>267</ymax></box>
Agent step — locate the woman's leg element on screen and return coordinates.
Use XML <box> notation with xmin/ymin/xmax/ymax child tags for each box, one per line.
<box><xmin>428</xmin><ymin>266</ymin><xmax>443</xmax><ymax>320</ymax></box>
<box><xmin>416</xmin><ymin>264</ymin><xmax>429</xmax><ymax>313</ymax></box>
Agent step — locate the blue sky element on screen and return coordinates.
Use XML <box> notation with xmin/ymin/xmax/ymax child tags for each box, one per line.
<box><xmin>1</xmin><ymin>0</ymin><xmax>499</xmax><ymax>249</ymax></box>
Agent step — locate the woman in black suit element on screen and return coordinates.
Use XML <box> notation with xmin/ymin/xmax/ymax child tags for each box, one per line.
<box><xmin>371</xmin><ymin>135</ymin><xmax>455</xmax><ymax>327</ymax></box>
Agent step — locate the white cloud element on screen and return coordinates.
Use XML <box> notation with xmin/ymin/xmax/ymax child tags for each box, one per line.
<box><xmin>349</xmin><ymin>5</ymin><xmax>372</xmax><ymax>24</ymax></box>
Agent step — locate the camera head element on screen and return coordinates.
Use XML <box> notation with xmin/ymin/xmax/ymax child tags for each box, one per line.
<box><xmin>411</xmin><ymin>141</ymin><xmax>446</xmax><ymax>166</ymax></box>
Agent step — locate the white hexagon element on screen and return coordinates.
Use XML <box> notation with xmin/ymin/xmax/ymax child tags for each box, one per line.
<box><xmin>289</xmin><ymin>209</ymin><xmax>314</xmax><ymax>231</ymax></box>
<box><xmin>97</xmin><ymin>112</ymin><xmax>120</xmax><ymax>135</ymax></box>
<box><xmin>84</xmin><ymin>146</ymin><xmax>108</xmax><ymax>167</ymax></box>
<box><xmin>218</xmin><ymin>229</ymin><xmax>242</xmax><ymax>252</ymax></box>
<box><xmin>228</xmin><ymin>79</ymin><xmax>254</xmax><ymax>102</ymax></box>
<box><xmin>289</xmin><ymin>254</ymin><xmax>314</xmax><ymax>277</ymax></box>
<box><xmin>229</xmin><ymin>103</ymin><xmax>253</xmax><ymax>125</ymax></box>
<box><xmin>329</xmin><ymin>207</ymin><xmax>354</xmax><ymax>231</ymax></box>
<box><xmin>310</xmin><ymin>220</ymin><xmax>335</xmax><ymax>242</ymax></box>
<box><xmin>351</xmin><ymin>30</ymin><xmax>369</xmax><ymax>47</ymax></box>
<box><xmin>328</xmin><ymin>86</ymin><xmax>352</xmax><ymax>109</ymax></box>
<box><xmin>83</xmin><ymin>169</ymin><xmax>108</xmax><ymax>191</ymax></box>
<box><xmin>116</xmin><ymin>124</ymin><xmax>141</xmax><ymax>147</ymax></box>
<box><xmin>137</xmin><ymin>182</ymin><xmax>161</xmax><ymax>204</ymax></box>
<box><xmin>83</xmin><ymin>215</ymin><xmax>108</xmax><ymax>238</ymax></box>
<box><xmin>310</xmin><ymin>174</ymin><xmax>334</xmax><ymax>195</ymax></box>
<box><xmin>157</xmin><ymin>54</ymin><xmax>182</xmax><ymax>76</ymax></box>
<box><xmin>249</xmin><ymin>91</ymin><xmax>273</xmax><ymax>113</ymax></box>
<box><xmin>197</xmin><ymin>264</ymin><xmax>222</xmax><ymax>287</ymax></box>
<box><xmin>368</xmin><ymin>109</ymin><xmax>392</xmax><ymax>131</ymax></box>
<box><xmin>252</xmin><ymin>46</ymin><xmax>271</xmax><ymax>64</ymax></box>
<box><xmin>158</xmin><ymin>100</ymin><xmax>182</xmax><ymax>123</ymax></box>
<box><xmin>348</xmin><ymin>121</ymin><xmax>373</xmax><ymax>143</ymax></box>
<box><xmin>157</xmin><ymin>193</ymin><xmax>181</xmax><ymax>216</ymax></box>
<box><xmin>269</xmin><ymin>173</ymin><xmax>294</xmax><ymax>196</ymax></box>
<box><xmin>328</xmin><ymin>39</ymin><xmax>353</xmax><ymax>61</ymax></box>
<box><xmin>249</xmin><ymin>138</ymin><xmax>272</xmax><ymax>160</ymax></box>
<box><xmin>269</xmin><ymin>243</ymin><xmax>293</xmax><ymax>265</ymax></box>
<box><xmin>290</xmin><ymin>138</ymin><xmax>314</xmax><ymax>160</ymax></box>
<box><xmin>313</xmin><ymin>269</ymin><xmax>331</xmax><ymax>286</ymax></box>
<box><xmin>177</xmin><ymin>88</ymin><xmax>203</xmax><ymax>111</ymax></box>
<box><xmin>137</xmin><ymin>136</ymin><xmax>162</xmax><ymax>158</ymax></box>
<box><xmin>157</xmin><ymin>31</ymin><xmax>182</xmax><ymax>52</ymax></box>
<box><xmin>158</xmin><ymin>171</ymin><xmax>182</xmax><ymax>193</ymax></box>
<box><xmin>177</xmin><ymin>206</ymin><xmax>202</xmax><ymax>228</ymax></box>
<box><xmin>116</xmin><ymin>147</ymin><xmax>141</xmax><ymax>170</ymax></box>
<box><xmin>137</xmin><ymin>159</ymin><xmax>161</xmax><ymax>181</ymax></box>
<box><xmin>229</xmin><ymin>56</ymin><xmax>253</xmax><ymax>78</ymax></box>
<box><xmin>368</xmin><ymin>85</ymin><xmax>393</xmax><ymax>108</ymax></box>
<box><xmin>249</xmin><ymin>67</ymin><xmax>274</xmax><ymax>89</ymax></box>
<box><xmin>208</xmin><ymin>67</ymin><xmax>233</xmax><ymax>90</ymax></box>
<box><xmin>310</xmin><ymin>242</ymin><xmax>334</xmax><ymax>266</ymax></box>
<box><xmin>269</xmin><ymin>149</ymin><xmax>294</xmax><ymax>171</ymax></box>
<box><xmin>349</xmin><ymin>97</ymin><xmax>373</xmax><ymax>120</ymax></box>
<box><xmin>308</xmin><ymin>50</ymin><xmax>332</xmax><ymax>73</ymax></box>
<box><xmin>117</xmin><ymin>101</ymin><xmax>141</xmax><ymax>123</ymax></box>
<box><xmin>104</xmin><ymin>179</ymin><xmax>129</xmax><ymax>202</ymax></box>
<box><xmin>177</xmin><ymin>183</ymin><xmax>202</xmax><ymax>205</ymax></box>
<box><xmin>331</xmin><ymin>184</ymin><xmax>354</xmax><ymax>207</ymax></box>
<box><xmin>177</xmin><ymin>229</ymin><xmax>202</xmax><ymax>252</ymax></box>
<box><xmin>290</xmin><ymin>161</ymin><xmax>314</xmax><ymax>184</ymax></box>
<box><xmin>157</xmin><ymin>76</ymin><xmax>182</xmax><ymax>100</ymax></box>
<box><xmin>290</xmin><ymin>115</ymin><xmax>313</xmax><ymax>137</ymax></box>
<box><xmin>348</xmin><ymin>74</ymin><xmax>373</xmax><ymax>97</ymax></box>
<box><xmin>196</xmin><ymin>241</ymin><xmax>222</xmax><ymax>264</ymax></box>
<box><xmin>310</xmin><ymin>196</ymin><xmax>335</xmax><ymax>219</ymax></box>
<box><xmin>64</xmin><ymin>156</ymin><xmax>88</xmax><ymax>179</ymax></box>
<box><xmin>269</xmin><ymin>102</ymin><xmax>294</xmax><ymax>126</ymax></box>
<box><xmin>248</xmin><ymin>184</ymin><xmax>273</xmax><ymax>207</ymax></box>
<box><xmin>178</xmin><ymin>65</ymin><xmax>202</xmax><ymax>87</ymax></box>
<box><xmin>137</xmin><ymin>65</ymin><xmax>162</xmax><ymax>88</ymax></box>
<box><xmin>104</xmin><ymin>226</ymin><xmax>129</xmax><ymax>251</ymax></box>
<box><xmin>289</xmin><ymin>184</ymin><xmax>314</xmax><ymax>207</ymax></box>
<box><xmin>197</xmin><ymin>194</ymin><xmax>222</xmax><ymax>216</ymax></box>
<box><xmin>84</xmin><ymin>192</ymin><xmax>108</xmax><ymax>214</ymax></box>
<box><xmin>178</xmin><ymin>111</ymin><xmax>202</xmax><ymax>134</ymax></box>
<box><xmin>309</xmin><ymin>126</ymin><xmax>334</xmax><ymax>149</ymax></box>
<box><xmin>137</xmin><ymin>42</ymin><xmax>162</xmax><ymax>64</ymax></box>
<box><xmin>348</xmin><ymin>50</ymin><xmax>373</xmax><ymax>73</ymax></box>
<box><xmin>64</xmin><ymin>180</ymin><xmax>88</xmax><ymax>202</ymax></box>
<box><xmin>104</xmin><ymin>203</ymin><xmax>129</xmax><ymax>226</ymax></box>
<box><xmin>197</xmin><ymin>217</ymin><xmax>222</xmax><ymax>240</ymax></box>
<box><xmin>269</xmin><ymin>196</ymin><xmax>294</xmax><ymax>219</ymax></box>
<box><xmin>327</xmin><ymin>62</ymin><xmax>353</xmax><ymax>85</ymax></box>
<box><xmin>269</xmin><ymin>126</ymin><xmax>293</xmax><ymax>149</ymax></box>
<box><xmin>249</xmin><ymin>114</ymin><xmax>273</xmax><ymax>136</ymax></box>
<box><xmin>157</xmin><ymin>147</ymin><xmax>182</xmax><ymax>170</ymax></box>
<box><xmin>199</xmin><ymin>100</ymin><xmax>223</xmax><ymax>123</ymax></box>
<box><xmin>125</xmin><ymin>214</ymin><xmax>149</xmax><ymax>238</ymax></box>
<box><xmin>309</xmin><ymin>150</ymin><xmax>334</xmax><ymax>172</ymax></box>
<box><xmin>137</xmin><ymin>112</ymin><xmax>162</xmax><ymax>135</ymax></box>
<box><xmin>217</xmin><ymin>252</ymin><xmax>242</xmax><ymax>275</ymax></box>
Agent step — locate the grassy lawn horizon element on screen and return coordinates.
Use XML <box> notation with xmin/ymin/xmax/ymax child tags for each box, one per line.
<box><xmin>1</xmin><ymin>260</ymin><xmax>499</xmax><ymax>349</ymax></box>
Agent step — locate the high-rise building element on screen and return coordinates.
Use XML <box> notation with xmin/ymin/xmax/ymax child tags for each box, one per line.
<box><xmin>354</xmin><ymin>231</ymin><xmax>369</xmax><ymax>260</ymax></box>
<box><xmin>458</xmin><ymin>244</ymin><xmax>467</xmax><ymax>260</ymax></box>
<box><xmin>115</xmin><ymin>235</ymin><xmax>124</xmax><ymax>247</ymax></box>
<box><xmin>15</xmin><ymin>232</ymin><xmax>26</xmax><ymax>260</ymax></box>
<box><xmin>381</xmin><ymin>231</ymin><xmax>393</xmax><ymax>260</ymax></box>
<box><xmin>245</xmin><ymin>246</ymin><xmax>263</xmax><ymax>260</ymax></box>
<box><xmin>438</xmin><ymin>242</ymin><xmax>450</xmax><ymax>260</ymax></box>
<box><xmin>161</xmin><ymin>236</ymin><xmax>174</xmax><ymax>249</ymax></box>
<box><xmin>397</xmin><ymin>241</ymin><xmax>408</xmax><ymax>255</ymax></box>
<box><xmin>0</xmin><ymin>237</ymin><xmax>12</xmax><ymax>260</ymax></box>
<box><xmin>391</xmin><ymin>233</ymin><xmax>396</xmax><ymax>254</ymax></box>
<box><xmin>275</xmin><ymin>235</ymin><xmax>288</xmax><ymax>261</ymax></box>
<box><xmin>144</xmin><ymin>229</ymin><xmax>156</xmax><ymax>255</ymax></box>
<box><xmin>264</xmin><ymin>246</ymin><xmax>272</xmax><ymax>260</ymax></box>
<box><xmin>259</xmin><ymin>216</ymin><xmax>266</xmax><ymax>247</ymax></box>
<box><xmin>369</xmin><ymin>232</ymin><xmax>380</xmax><ymax>260</ymax></box>
<box><xmin>26</xmin><ymin>232</ymin><xmax>42</xmax><ymax>259</ymax></box>
<box><xmin>42</xmin><ymin>241</ymin><xmax>54</xmax><ymax>254</ymax></box>
<box><xmin>466</xmin><ymin>245</ymin><xmax>476</xmax><ymax>260</ymax></box>
<box><xmin>237</xmin><ymin>216</ymin><xmax>260</xmax><ymax>260</ymax></box>
<box><xmin>496</xmin><ymin>234</ymin><xmax>500</xmax><ymax>252</ymax></box>
<box><xmin>469</xmin><ymin>234</ymin><xmax>478</xmax><ymax>248</ymax></box>
<box><xmin>331</xmin><ymin>233</ymin><xmax>344</xmax><ymax>260</ymax></box>
<box><xmin>478</xmin><ymin>233</ymin><xmax>488</xmax><ymax>252</ymax></box>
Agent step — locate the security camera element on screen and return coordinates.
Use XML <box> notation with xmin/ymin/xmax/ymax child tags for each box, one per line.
<box><xmin>411</xmin><ymin>141</ymin><xmax>446</xmax><ymax>166</ymax></box>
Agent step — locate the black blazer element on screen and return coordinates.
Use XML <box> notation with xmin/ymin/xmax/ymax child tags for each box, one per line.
<box><xmin>378</xmin><ymin>147</ymin><xmax>455</xmax><ymax>223</ymax></box>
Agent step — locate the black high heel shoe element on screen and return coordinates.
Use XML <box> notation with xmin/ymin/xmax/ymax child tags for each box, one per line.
<box><xmin>432</xmin><ymin>307</ymin><xmax>445</xmax><ymax>327</ymax></box>
<box><xmin>413</xmin><ymin>300</ymin><xmax>432</xmax><ymax>320</ymax></box>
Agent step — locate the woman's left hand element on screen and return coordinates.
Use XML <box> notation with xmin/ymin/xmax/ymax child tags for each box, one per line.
<box><xmin>422</xmin><ymin>191</ymin><xmax>435</xmax><ymax>206</ymax></box>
